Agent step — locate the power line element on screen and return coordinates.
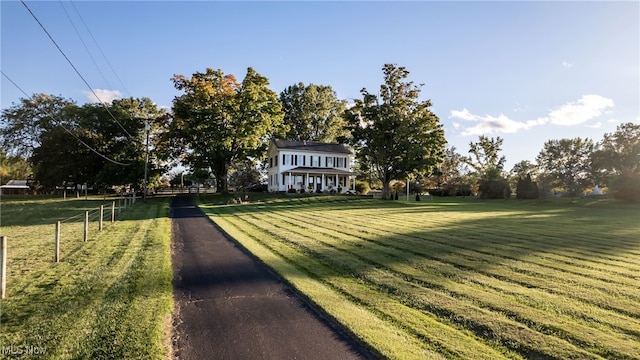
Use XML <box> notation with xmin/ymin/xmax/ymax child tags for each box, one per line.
<box><xmin>58</xmin><ymin>1</ymin><xmax>114</xmax><ymax>91</ymax></box>
<box><xmin>1</xmin><ymin>70</ymin><xmax>130</xmax><ymax>167</ymax></box>
<box><xmin>69</xmin><ymin>0</ymin><xmax>132</xmax><ymax>98</ymax></box>
<box><xmin>20</xmin><ymin>0</ymin><xmax>134</xmax><ymax>139</ymax></box>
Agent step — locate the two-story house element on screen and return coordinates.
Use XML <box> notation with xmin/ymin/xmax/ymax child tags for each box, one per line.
<box><xmin>267</xmin><ymin>139</ymin><xmax>356</xmax><ymax>193</ymax></box>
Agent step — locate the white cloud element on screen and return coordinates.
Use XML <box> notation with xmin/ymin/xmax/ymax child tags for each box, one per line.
<box><xmin>449</xmin><ymin>108</ymin><xmax>475</xmax><ymax>121</ymax></box>
<box><xmin>562</xmin><ymin>61</ymin><xmax>574</xmax><ymax>69</ymax></box>
<box><xmin>548</xmin><ymin>95</ymin><xmax>614</xmax><ymax>126</ymax></box>
<box><xmin>586</xmin><ymin>122</ymin><xmax>602</xmax><ymax>129</ymax></box>
<box><xmin>449</xmin><ymin>94</ymin><xmax>614</xmax><ymax>136</ymax></box>
<box><xmin>84</xmin><ymin>89</ymin><xmax>122</xmax><ymax>104</ymax></box>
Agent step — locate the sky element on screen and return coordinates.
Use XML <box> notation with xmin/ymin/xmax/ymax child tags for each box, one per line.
<box><xmin>1</xmin><ymin>0</ymin><xmax>639</xmax><ymax>170</ymax></box>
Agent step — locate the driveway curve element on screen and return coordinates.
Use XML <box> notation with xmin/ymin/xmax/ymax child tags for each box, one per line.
<box><xmin>170</xmin><ymin>195</ymin><xmax>373</xmax><ymax>360</ymax></box>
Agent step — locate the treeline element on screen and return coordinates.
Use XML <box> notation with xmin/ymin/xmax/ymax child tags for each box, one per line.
<box><xmin>1</xmin><ymin>64</ymin><xmax>638</xmax><ymax>202</ymax></box>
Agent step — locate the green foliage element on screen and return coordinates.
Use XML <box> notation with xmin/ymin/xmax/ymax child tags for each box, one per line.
<box><xmin>344</xmin><ymin>64</ymin><xmax>446</xmax><ymax>199</ymax></box>
<box><xmin>1</xmin><ymin>94</ymin><xmax>166</xmax><ymax>192</ymax></box>
<box><xmin>592</xmin><ymin>122</ymin><xmax>640</xmax><ymax>202</ymax></box>
<box><xmin>611</xmin><ymin>174</ymin><xmax>640</xmax><ymax>203</ymax></box>
<box><xmin>478</xmin><ymin>168</ymin><xmax>511</xmax><ymax>199</ymax></box>
<box><xmin>537</xmin><ymin>137</ymin><xmax>595</xmax><ymax>196</ymax></box>
<box><xmin>464</xmin><ymin>136</ymin><xmax>509</xmax><ymax>199</ymax></box>
<box><xmin>279</xmin><ymin>82</ymin><xmax>347</xmax><ymax>142</ymax></box>
<box><xmin>0</xmin><ymin>93</ymin><xmax>76</xmax><ymax>157</ymax></box>
<box><xmin>516</xmin><ymin>174</ymin><xmax>540</xmax><ymax>199</ymax></box>
<box><xmin>169</xmin><ymin>67</ymin><xmax>284</xmax><ymax>193</ymax></box>
<box><xmin>355</xmin><ymin>180</ymin><xmax>371</xmax><ymax>195</ymax></box>
<box><xmin>464</xmin><ymin>136</ymin><xmax>507</xmax><ymax>174</ymax></box>
<box><xmin>0</xmin><ymin>151</ymin><xmax>31</xmax><ymax>182</ymax></box>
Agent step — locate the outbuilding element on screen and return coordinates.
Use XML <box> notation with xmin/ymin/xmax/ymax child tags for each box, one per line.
<box><xmin>0</xmin><ymin>180</ymin><xmax>30</xmax><ymax>195</ymax></box>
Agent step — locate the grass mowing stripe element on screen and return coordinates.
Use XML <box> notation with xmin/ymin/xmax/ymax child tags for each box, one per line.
<box><xmin>359</xmin><ymin>209</ymin><xmax>640</xmax><ymax>280</ymax></box>
<box><xmin>286</xmin><ymin>209</ymin><xmax>640</xmax><ymax>314</ymax></box>
<box><xmin>238</xmin><ymin>212</ymin><xmax>599</xmax><ymax>360</ymax></box>
<box><xmin>307</xmin><ymin>211</ymin><xmax>640</xmax><ymax>338</ymax></box>
<box><xmin>268</xmin><ymin>208</ymin><xmax>640</xmax><ymax>357</ymax></box>
<box><xmin>198</xmin><ymin>195</ymin><xmax>639</xmax><ymax>360</ymax></box>
<box><xmin>208</xmin><ymin>208</ymin><xmax>445</xmax><ymax>360</ymax></box>
<box><xmin>251</xmin><ymin>210</ymin><xmax>635</xmax><ymax>359</ymax></box>
<box><xmin>307</xmin><ymin>211</ymin><xmax>640</xmax><ymax>314</ymax></box>
<box><xmin>0</xmin><ymin>197</ymin><xmax>173</xmax><ymax>359</ymax></box>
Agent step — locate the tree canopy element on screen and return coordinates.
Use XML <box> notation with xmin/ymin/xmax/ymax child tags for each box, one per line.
<box><xmin>1</xmin><ymin>93</ymin><xmax>165</xmax><ymax>192</ymax></box>
<box><xmin>1</xmin><ymin>93</ymin><xmax>76</xmax><ymax>157</ymax></box>
<box><xmin>464</xmin><ymin>136</ymin><xmax>510</xmax><ymax>198</ymax></box>
<box><xmin>536</xmin><ymin>137</ymin><xmax>595</xmax><ymax>197</ymax></box>
<box><xmin>344</xmin><ymin>64</ymin><xmax>446</xmax><ymax>199</ymax></box>
<box><xmin>169</xmin><ymin>67</ymin><xmax>284</xmax><ymax>193</ymax></box>
<box><xmin>279</xmin><ymin>82</ymin><xmax>347</xmax><ymax>143</ymax></box>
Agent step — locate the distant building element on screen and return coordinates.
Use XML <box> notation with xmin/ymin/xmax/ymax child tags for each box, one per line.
<box><xmin>0</xmin><ymin>180</ymin><xmax>30</xmax><ymax>195</ymax></box>
<box><xmin>267</xmin><ymin>140</ymin><xmax>356</xmax><ymax>193</ymax></box>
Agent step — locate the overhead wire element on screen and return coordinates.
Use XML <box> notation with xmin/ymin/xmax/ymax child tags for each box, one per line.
<box><xmin>69</xmin><ymin>0</ymin><xmax>132</xmax><ymax>98</ymax></box>
<box><xmin>1</xmin><ymin>70</ymin><xmax>130</xmax><ymax>167</ymax></box>
<box><xmin>61</xmin><ymin>0</ymin><xmax>151</xmax><ymax>144</ymax></box>
<box><xmin>20</xmin><ymin>0</ymin><xmax>135</xmax><ymax>139</ymax></box>
<box><xmin>58</xmin><ymin>1</ymin><xmax>114</xmax><ymax>91</ymax></box>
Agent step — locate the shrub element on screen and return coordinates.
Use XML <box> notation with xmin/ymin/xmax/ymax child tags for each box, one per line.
<box><xmin>612</xmin><ymin>175</ymin><xmax>640</xmax><ymax>203</ymax></box>
<box><xmin>516</xmin><ymin>175</ymin><xmax>540</xmax><ymax>199</ymax></box>
<box><xmin>355</xmin><ymin>181</ymin><xmax>370</xmax><ymax>195</ymax></box>
<box><xmin>479</xmin><ymin>179</ymin><xmax>510</xmax><ymax>199</ymax></box>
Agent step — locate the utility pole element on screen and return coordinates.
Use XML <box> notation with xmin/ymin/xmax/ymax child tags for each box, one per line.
<box><xmin>143</xmin><ymin>120</ymin><xmax>150</xmax><ymax>203</ymax></box>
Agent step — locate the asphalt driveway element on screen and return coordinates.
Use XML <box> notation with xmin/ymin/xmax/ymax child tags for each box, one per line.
<box><xmin>170</xmin><ymin>195</ymin><xmax>372</xmax><ymax>359</ymax></box>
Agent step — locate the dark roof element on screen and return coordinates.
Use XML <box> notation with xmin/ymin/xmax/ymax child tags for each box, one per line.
<box><xmin>272</xmin><ymin>140</ymin><xmax>352</xmax><ymax>154</ymax></box>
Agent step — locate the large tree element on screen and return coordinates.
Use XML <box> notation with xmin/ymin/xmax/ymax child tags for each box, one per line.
<box><xmin>279</xmin><ymin>82</ymin><xmax>347</xmax><ymax>142</ymax></box>
<box><xmin>170</xmin><ymin>67</ymin><xmax>284</xmax><ymax>193</ymax></box>
<box><xmin>592</xmin><ymin>122</ymin><xmax>640</xmax><ymax>202</ymax></box>
<box><xmin>1</xmin><ymin>93</ymin><xmax>76</xmax><ymax>157</ymax></box>
<box><xmin>344</xmin><ymin>64</ymin><xmax>446</xmax><ymax>199</ymax></box>
<box><xmin>536</xmin><ymin>137</ymin><xmax>595</xmax><ymax>196</ymax></box>
<box><xmin>463</xmin><ymin>136</ymin><xmax>510</xmax><ymax>199</ymax></box>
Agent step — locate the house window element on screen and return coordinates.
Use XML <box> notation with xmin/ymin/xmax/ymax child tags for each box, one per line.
<box><xmin>337</xmin><ymin>157</ymin><xmax>344</xmax><ymax>168</ymax></box>
<box><xmin>312</xmin><ymin>156</ymin><xmax>319</xmax><ymax>167</ymax></box>
<box><xmin>326</xmin><ymin>157</ymin><xmax>334</xmax><ymax>168</ymax></box>
<box><xmin>275</xmin><ymin>155</ymin><xmax>278</xmax><ymax>166</ymax></box>
<box><xmin>282</xmin><ymin>154</ymin><xmax>286</xmax><ymax>165</ymax></box>
<box><xmin>282</xmin><ymin>173</ymin><xmax>286</xmax><ymax>185</ymax></box>
<box><xmin>270</xmin><ymin>157</ymin><xmax>273</xmax><ymax>168</ymax></box>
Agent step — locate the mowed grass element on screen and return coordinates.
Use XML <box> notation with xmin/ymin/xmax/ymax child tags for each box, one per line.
<box><xmin>198</xmin><ymin>195</ymin><xmax>640</xmax><ymax>360</ymax></box>
<box><xmin>0</xmin><ymin>195</ymin><xmax>173</xmax><ymax>359</ymax></box>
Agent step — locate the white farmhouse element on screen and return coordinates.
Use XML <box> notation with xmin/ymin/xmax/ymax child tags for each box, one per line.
<box><xmin>267</xmin><ymin>139</ymin><xmax>356</xmax><ymax>193</ymax></box>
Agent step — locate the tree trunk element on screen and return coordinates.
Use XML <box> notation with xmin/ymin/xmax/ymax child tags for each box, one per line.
<box><xmin>214</xmin><ymin>162</ymin><xmax>229</xmax><ymax>194</ymax></box>
<box><xmin>381</xmin><ymin>171</ymin><xmax>393</xmax><ymax>200</ymax></box>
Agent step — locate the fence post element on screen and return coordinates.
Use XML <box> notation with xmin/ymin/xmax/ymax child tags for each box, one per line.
<box><xmin>1</xmin><ymin>236</ymin><xmax>7</xmax><ymax>298</ymax></box>
<box><xmin>99</xmin><ymin>205</ymin><xmax>104</xmax><ymax>231</ymax></box>
<box><xmin>111</xmin><ymin>201</ymin><xmax>115</xmax><ymax>223</ymax></box>
<box><xmin>55</xmin><ymin>221</ymin><xmax>60</xmax><ymax>262</ymax></box>
<box><xmin>84</xmin><ymin>211</ymin><xmax>89</xmax><ymax>242</ymax></box>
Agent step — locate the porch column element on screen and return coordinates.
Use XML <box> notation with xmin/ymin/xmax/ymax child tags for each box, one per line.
<box><xmin>288</xmin><ymin>172</ymin><xmax>292</xmax><ymax>189</ymax></box>
<box><xmin>321</xmin><ymin>174</ymin><xmax>325</xmax><ymax>191</ymax></box>
<box><xmin>306</xmin><ymin>173</ymin><xmax>309</xmax><ymax>191</ymax></box>
<box><xmin>335</xmin><ymin>174</ymin><xmax>338</xmax><ymax>191</ymax></box>
<box><xmin>352</xmin><ymin>175</ymin><xmax>356</xmax><ymax>192</ymax></box>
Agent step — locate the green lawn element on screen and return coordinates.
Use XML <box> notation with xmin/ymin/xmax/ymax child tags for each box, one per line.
<box><xmin>198</xmin><ymin>195</ymin><xmax>640</xmax><ymax>360</ymax></box>
<box><xmin>0</xmin><ymin>195</ymin><xmax>173</xmax><ymax>359</ymax></box>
